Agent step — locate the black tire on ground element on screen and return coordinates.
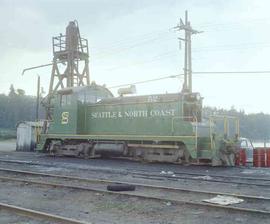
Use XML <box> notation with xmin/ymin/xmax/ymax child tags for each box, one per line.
<box><xmin>107</xmin><ymin>184</ymin><xmax>136</xmax><ymax>191</ymax></box>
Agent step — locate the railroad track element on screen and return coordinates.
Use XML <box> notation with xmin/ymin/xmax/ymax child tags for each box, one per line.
<box><xmin>0</xmin><ymin>158</ymin><xmax>270</xmax><ymax>187</ymax></box>
<box><xmin>0</xmin><ymin>202</ymin><xmax>89</xmax><ymax>224</ymax></box>
<box><xmin>0</xmin><ymin>167</ymin><xmax>269</xmax><ymax>216</ymax></box>
<box><xmin>132</xmin><ymin>171</ymin><xmax>270</xmax><ymax>187</ymax></box>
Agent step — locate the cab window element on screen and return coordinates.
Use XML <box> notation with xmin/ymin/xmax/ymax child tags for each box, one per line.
<box><xmin>77</xmin><ymin>91</ymin><xmax>97</xmax><ymax>103</ymax></box>
<box><xmin>60</xmin><ymin>94</ymin><xmax>72</xmax><ymax>106</ymax></box>
<box><xmin>77</xmin><ymin>90</ymin><xmax>107</xmax><ymax>104</ymax></box>
<box><xmin>183</xmin><ymin>103</ymin><xmax>202</xmax><ymax>122</ymax></box>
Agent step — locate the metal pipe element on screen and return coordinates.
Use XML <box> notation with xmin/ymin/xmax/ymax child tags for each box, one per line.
<box><xmin>184</xmin><ymin>10</ymin><xmax>188</xmax><ymax>90</ymax></box>
<box><xmin>36</xmin><ymin>75</ymin><xmax>40</xmax><ymax>121</ymax></box>
<box><xmin>21</xmin><ymin>63</ymin><xmax>53</xmax><ymax>76</ymax></box>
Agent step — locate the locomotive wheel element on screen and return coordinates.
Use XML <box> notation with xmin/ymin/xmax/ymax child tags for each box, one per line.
<box><xmin>107</xmin><ymin>184</ymin><xmax>136</xmax><ymax>191</ymax></box>
<box><xmin>77</xmin><ymin>143</ymin><xmax>92</xmax><ymax>159</ymax></box>
<box><xmin>183</xmin><ymin>147</ymin><xmax>191</xmax><ymax>165</ymax></box>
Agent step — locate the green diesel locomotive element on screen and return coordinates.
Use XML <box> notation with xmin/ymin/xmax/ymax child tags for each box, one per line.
<box><xmin>38</xmin><ymin>83</ymin><xmax>238</xmax><ymax>166</ymax></box>
<box><xmin>36</xmin><ymin>18</ymin><xmax>239</xmax><ymax>166</ymax></box>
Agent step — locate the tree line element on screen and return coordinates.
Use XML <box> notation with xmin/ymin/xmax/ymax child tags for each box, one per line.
<box><xmin>0</xmin><ymin>85</ymin><xmax>45</xmax><ymax>138</ymax></box>
<box><xmin>204</xmin><ymin>106</ymin><xmax>270</xmax><ymax>141</ymax></box>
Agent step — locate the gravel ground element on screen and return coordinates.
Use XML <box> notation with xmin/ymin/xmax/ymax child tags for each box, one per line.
<box><xmin>0</xmin><ymin>155</ymin><xmax>270</xmax><ymax>199</ymax></box>
<box><xmin>0</xmin><ymin>139</ymin><xmax>16</xmax><ymax>152</ymax></box>
<box><xmin>0</xmin><ymin>180</ymin><xmax>268</xmax><ymax>224</ymax></box>
<box><xmin>1</xmin><ymin>169</ymin><xmax>269</xmax><ymax>212</ymax></box>
<box><xmin>1</xmin><ymin>141</ymin><xmax>270</xmax><ymax>223</ymax></box>
<box><xmin>1</xmin><ymin>150</ymin><xmax>269</xmax><ymax>178</ymax></box>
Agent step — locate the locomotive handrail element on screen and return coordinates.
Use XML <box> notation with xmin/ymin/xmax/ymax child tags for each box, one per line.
<box><xmin>171</xmin><ymin>116</ymin><xmax>198</xmax><ymax>150</ymax></box>
<box><xmin>209</xmin><ymin>115</ymin><xmax>240</xmax><ymax>149</ymax></box>
<box><xmin>209</xmin><ymin>115</ymin><xmax>240</xmax><ymax>136</ymax></box>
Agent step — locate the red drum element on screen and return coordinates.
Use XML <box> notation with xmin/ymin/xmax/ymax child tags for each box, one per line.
<box><xmin>253</xmin><ymin>148</ymin><xmax>266</xmax><ymax>167</ymax></box>
<box><xmin>266</xmin><ymin>148</ymin><xmax>270</xmax><ymax>167</ymax></box>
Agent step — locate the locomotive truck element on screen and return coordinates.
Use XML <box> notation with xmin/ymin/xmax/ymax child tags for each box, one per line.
<box><xmin>38</xmin><ymin>83</ymin><xmax>239</xmax><ymax>166</ymax></box>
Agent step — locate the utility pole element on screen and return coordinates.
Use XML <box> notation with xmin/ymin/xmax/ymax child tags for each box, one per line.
<box><xmin>174</xmin><ymin>10</ymin><xmax>202</xmax><ymax>93</ymax></box>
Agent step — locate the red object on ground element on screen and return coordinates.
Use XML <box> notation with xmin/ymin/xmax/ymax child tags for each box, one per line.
<box><xmin>235</xmin><ymin>152</ymin><xmax>240</xmax><ymax>166</ymax></box>
<box><xmin>240</xmin><ymin>149</ymin><xmax>246</xmax><ymax>166</ymax></box>
<box><xmin>266</xmin><ymin>148</ymin><xmax>270</xmax><ymax>167</ymax></box>
<box><xmin>253</xmin><ymin>148</ymin><xmax>266</xmax><ymax>167</ymax></box>
<box><xmin>235</xmin><ymin>148</ymin><xmax>246</xmax><ymax>166</ymax></box>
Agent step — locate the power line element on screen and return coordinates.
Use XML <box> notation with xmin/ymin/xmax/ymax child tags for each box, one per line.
<box><xmin>86</xmin><ymin>16</ymin><xmax>270</xmax><ymax>60</ymax></box>
<box><xmin>196</xmin><ymin>18</ymin><xmax>270</xmax><ymax>27</ymax></box>
<box><xmin>91</xmin><ymin>18</ymin><xmax>270</xmax><ymax>56</ymax></box>
<box><xmin>93</xmin><ymin>28</ymin><xmax>170</xmax><ymax>48</ymax></box>
<box><xmin>92</xmin><ymin>36</ymin><xmax>270</xmax><ymax>63</ymax></box>
<box><xmin>91</xmin><ymin>29</ymin><xmax>171</xmax><ymax>54</ymax></box>
<box><xmin>107</xmin><ymin>70</ymin><xmax>270</xmax><ymax>89</ymax></box>
<box><xmin>193</xmin><ymin>71</ymin><xmax>270</xmax><ymax>74</ymax></box>
<box><xmin>89</xmin><ymin>28</ymin><xmax>270</xmax><ymax>61</ymax></box>
<box><xmin>92</xmin><ymin>18</ymin><xmax>270</xmax><ymax>54</ymax></box>
<box><xmin>96</xmin><ymin>51</ymin><xmax>178</xmax><ymax>71</ymax></box>
<box><xmin>93</xmin><ymin>40</ymin><xmax>270</xmax><ymax>69</ymax></box>
<box><xmin>93</xmin><ymin>34</ymin><xmax>174</xmax><ymax>59</ymax></box>
<box><xmin>195</xmin><ymin>18</ymin><xmax>270</xmax><ymax>30</ymax></box>
<box><xmin>108</xmin><ymin>74</ymin><xmax>182</xmax><ymax>89</ymax></box>
<box><xmin>193</xmin><ymin>43</ymin><xmax>270</xmax><ymax>54</ymax></box>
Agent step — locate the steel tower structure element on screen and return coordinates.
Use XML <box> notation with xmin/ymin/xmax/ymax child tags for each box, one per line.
<box><xmin>45</xmin><ymin>21</ymin><xmax>90</xmax><ymax>119</ymax></box>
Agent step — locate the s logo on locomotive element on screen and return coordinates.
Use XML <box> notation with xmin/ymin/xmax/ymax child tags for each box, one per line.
<box><xmin>61</xmin><ymin>112</ymin><xmax>69</xmax><ymax>124</ymax></box>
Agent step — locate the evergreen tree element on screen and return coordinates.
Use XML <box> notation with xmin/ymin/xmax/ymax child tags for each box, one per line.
<box><xmin>8</xmin><ymin>84</ymin><xmax>16</xmax><ymax>97</ymax></box>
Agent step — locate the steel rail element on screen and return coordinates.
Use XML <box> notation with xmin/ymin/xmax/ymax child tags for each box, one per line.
<box><xmin>0</xmin><ymin>168</ymin><xmax>269</xmax><ymax>215</ymax></box>
<box><xmin>0</xmin><ymin>202</ymin><xmax>90</xmax><ymax>224</ymax></box>
<box><xmin>0</xmin><ymin>156</ymin><xmax>266</xmax><ymax>181</ymax></box>
<box><xmin>0</xmin><ymin>167</ymin><xmax>268</xmax><ymax>201</ymax></box>
<box><xmin>124</xmin><ymin>166</ymin><xmax>270</xmax><ymax>183</ymax></box>
<box><xmin>0</xmin><ymin>175</ymin><xmax>269</xmax><ymax>215</ymax></box>
<box><xmin>0</xmin><ymin>158</ymin><xmax>270</xmax><ymax>186</ymax></box>
<box><xmin>170</xmin><ymin>170</ymin><xmax>270</xmax><ymax>181</ymax></box>
<box><xmin>0</xmin><ymin>157</ymin><xmax>269</xmax><ymax>181</ymax></box>
<box><xmin>132</xmin><ymin>172</ymin><xmax>270</xmax><ymax>187</ymax></box>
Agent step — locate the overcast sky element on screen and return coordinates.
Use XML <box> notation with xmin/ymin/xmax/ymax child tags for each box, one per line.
<box><xmin>1</xmin><ymin>0</ymin><xmax>270</xmax><ymax>113</ymax></box>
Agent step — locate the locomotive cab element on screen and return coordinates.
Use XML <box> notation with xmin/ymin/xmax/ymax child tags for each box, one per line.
<box><xmin>48</xmin><ymin>83</ymin><xmax>113</xmax><ymax>135</ymax></box>
<box><xmin>182</xmin><ymin>92</ymin><xmax>202</xmax><ymax>122</ymax></box>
